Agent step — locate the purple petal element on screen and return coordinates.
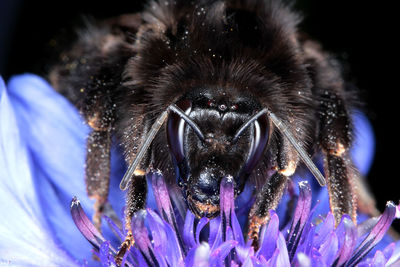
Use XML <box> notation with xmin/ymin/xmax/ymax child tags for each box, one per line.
<box><xmin>386</xmin><ymin>242</ymin><xmax>400</xmax><ymax>266</ymax></box>
<box><xmin>131</xmin><ymin>210</ymin><xmax>160</xmax><ymax>266</ymax></box>
<box><xmin>234</xmin><ymin>260</ymin><xmax>244</xmax><ymax>267</ymax></box>
<box><xmin>333</xmin><ymin>215</ymin><xmax>358</xmax><ymax>266</ymax></box>
<box><xmin>103</xmin><ymin>215</ymin><xmax>125</xmax><ymax>241</ymax></box>
<box><xmin>210</xmin><ymin>240</ymin><xmax>238</xmax><ymax>265</ymax></box>
<box><xmin>381</xmin><ymin>242</ymin><xmax>395</xmax><ymax>261</ymax></box>
<box><xmin>70</xmin><ymin>197</ymin><xmax>106</xmax><ymax>251</ymax></box>
<box><xmin>220</xmin><ymin>175</ymin><xmax>235</xmax><ymax>237</ymax></box>
<box><xmin>210</xmin><ymin>217</ymin><xmax>224</xmax><ymax>252</ymax></box>
<box><xmin>291</xmin><ymin>182</ymin><xmax>312</xmax><ymax>228</ymax></box>
<box><xmin>267</xmin><ymin>233</ymin><xmax>290</xmax><ymax>267</ymax></box>
<box><xmin>295</xmin><ymin>201</ymin><xmax>320</xmax><ymax>255</ymax></box>
<box><xmin>347</xmin><ymin>202</ymin><xmax>397</xmax><ymax>266</ymax></box>
<box><xmin>313</xmin><ymin>212</ymin><xmax>335</xmax><ymax>248</ymax></box>
<box><xmin>224</xmin><ymin>226</ymin><xmax>235</xmax><ymax>263</ymax></box>
<box><xmin>219</xmin><ymin>174</ymin><xmax>246</xmax><ymax>264</ymax></box>
<box><xmin>183</xmin><ymin>210</ymin><xmax>197</xmax><ymax>248</ymax></box>
<box><xmin>97</xmin><ymin>241</ymin><xmax>117</xmax><ymax>266</ymax></box>
<box><xmin>370</xmin><ymin>250</ymin><xmax>387</xmax><ymax>267</ymax></box>
<box><xmin>318</xmin><ymin>232</ymin><xmax>338</xmax><ymax>266</ymax></box>
<box><xmin>286</xmin><ymin>181</ymin><xmax>312</xmax><ymax>261</ymax></box>
<box><xmin>147</xmin><ymin>208</ymin><xmax>185</xmax><ymax>266</ymax></box>
<box><xmin>256</xmin><ymin>210</ymin><xmax>279</xmax><ymax>260</ymax></box>
<box><xmin>131</xmin><ymin>247</ymin><xmax>149</xmax><ymax>267</ymax></box>
<box><xmin>196</xmin><ymin>217</ymin><xmax>210</xmax><ymax>244</ymax></box>
<box><xmin>209</xmin><ymin>216</ymin><xmax>222</xmax><ymax>247</ymax></box>
<box><xmin>184</xmin><ymin>247</ymin><xmax>197</xmax><ymax>267</ymax></box>
<box><xmin>235</xmin><ymin>244</ymin><xmax>254</xmax><ymax>264</ymax></box>
<box><xmin>252</xmin><ymin>255</ymin><xmax>268</xmax><ymax>266</ymax></box>
<box><xmin>230</xmin><ymin>203</ymin><xmax>246</xmax><ymax>247</ymax></box>
<box><xmin>298</xmin><ymin>224</ymin><xmax>316</xmax><ymax>257</ymax></box>
<box><xmin>357</xmin><ymin>215</ymin><xmax>379</xmax><ymax>240</ymax></box>
<box><xmin>310</xmin><ymin>248</ymin><xmax>324</xmax><ymax>267</ymax></box>
<box><xmin>220</xmin><ymin>175</ymin><xmax>234</xmax><ymax>203</ymax></box>
<box><xmin>146</xmin><ymin>209</ymin><xmax>168</xmax><ymax>254</ymax></box>
<box><xmin>150</xmin><ymin>170</ymin><xmax>174</xmax><ymax>223</ymax></box>
<box><xmin>150</xmin><ymin>170</ymin><xmax>186</xmax><ymax>254</ymax></box>
<box><xmin>358</xmin><ymin>250</ymin><xmax>386</xmax><ymax>267</ymax></box>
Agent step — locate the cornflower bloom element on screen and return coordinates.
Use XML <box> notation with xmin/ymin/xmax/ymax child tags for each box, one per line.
<box><xmin>1</xmin><ymin>74</ymin><xmax>398</xmax><ymax>266</ymax></box>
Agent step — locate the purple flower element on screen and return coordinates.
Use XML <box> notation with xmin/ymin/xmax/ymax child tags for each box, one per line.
<box><xmin>72</xmin><ymin>171</ymin><xmax>400</xmax><ymax>267</ymax></box>
<box><xmin>0</xmin><ymin>74</ymin><xmax>398</xmax><ymax>266</ymax></box>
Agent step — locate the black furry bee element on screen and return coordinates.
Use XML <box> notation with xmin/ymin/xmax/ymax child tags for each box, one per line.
<box><xmin>49</xmin><ymin>0</ymin><xmax>378</xmax><ymax>263</ymax></box>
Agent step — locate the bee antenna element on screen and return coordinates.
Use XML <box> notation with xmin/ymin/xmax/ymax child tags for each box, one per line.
<box><xmin>119</xmin><ymin>104</ymin><xmax>205</xmax><ymax>190</ymax></box>
<box><xmin>231</xmin><ymin>109</ymin><xmax>268</xmax><ymax>144</ymax></box>
<box><xmin>266</xmin><ymin>109</ymin><xmax>327</xmax><ymax>187</ymax></box>
<box><xmin>169</xmin><ymin>104</ymin><xmax>205</xmax><ymax>142</ymax></box>
<box><xmin>119</xmin><ymin>108</ymin><xmax>169</xmax><ymax>190</ymax></box>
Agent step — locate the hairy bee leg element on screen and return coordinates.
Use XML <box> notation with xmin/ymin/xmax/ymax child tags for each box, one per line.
<box><xmin>115</xmin><ymin>173</ymin><xmax>147</xmax><ymax>266</ymax></box>
<box><xmin>247</xmin><ymin>172</ymin><xmax>289</xmax><ymax>250</ymax></box>
<box><xmin>323</xmin><ymin>150</ymin><xmax>357</xmax><ymax>225</ymax></box>
<box><xmin>301</xmin><ymin>39</ymin><xmax>361</xmax><ymax>225</ymax></box>
<box><xmin>318</xmin><ymin>90</ymin><xmax>358</xmax><ymax>225</ymax></box>
<box><xmin>86</xmin><ymin>129</ymin><xmax>111</xmax><ymax>231</ymax></box>
<box><xmin>247</xmin><ymin>125</ymin><xmax>301</xmax><ymax>250</ymax></box>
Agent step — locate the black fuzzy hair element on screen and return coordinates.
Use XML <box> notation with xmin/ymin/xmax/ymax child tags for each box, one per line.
<box><xmin>49</xmin><ymin>0</ymin><xmax>351</xmax><ymax>188</ymax></box>
<box><xmin>106</xmin><ymin>0</ymin><xmax>318</xmax><ymax>188</ymax></box>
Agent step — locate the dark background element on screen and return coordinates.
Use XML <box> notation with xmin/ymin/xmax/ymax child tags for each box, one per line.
<box><xmin>1</xmin><ymin>1</ymin><xmax>398</xmax><ymax>230</ymax></box>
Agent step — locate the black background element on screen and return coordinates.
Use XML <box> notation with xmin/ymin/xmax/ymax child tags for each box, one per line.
<box><xmin>1</xmin><ymin>1</ymin><xmax>399</xmax><ymax>230</ymax></box>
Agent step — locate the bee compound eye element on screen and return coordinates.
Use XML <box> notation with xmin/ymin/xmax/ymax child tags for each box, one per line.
<box><xmin>167</xmin><ymin>105</ymin><xmax>188</xmax><ymax>163</ymax></box>
<box><xmin>239</xmin><ymin>111</ymin><xmax>269</xmax><ymax>175</ymax></box>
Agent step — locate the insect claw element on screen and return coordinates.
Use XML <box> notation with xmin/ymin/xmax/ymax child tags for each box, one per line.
<box><xmin>115</xmin><ymin>231</ymin><xmax>134</xmax><ymax>266</ymax></box>
<box><xmin>247</xmin><ymin>215</ymin><xmax>268</xmax><ymax>252</ymax></box>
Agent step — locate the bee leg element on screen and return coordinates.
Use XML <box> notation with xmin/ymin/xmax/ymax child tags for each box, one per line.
<box><xmin>115</xmin><ymin>173</ymin><xmax>147</xmax><ymax>266</ymax></box>
<box><xmin>247</xmin><ymin>171</ymin><xmax>289</xmax><ymax>250</ymax></box>
<box><xmin>247</xmin><ymin>126</ymin><xmax>302</xmax><ymax>248</ymax></box>
<box><xmin>302</xmin><ymin>40</ymin><xmax>364</xmax><ymax>225</ymax></box>
<box><xmin>247</xmin><ymin>136</ymin><xmax>299</xmax><ymax>249</ymax></box>
<box><xmin>318</xmin><ymin>91</ymin><xmax>359</xmax><ymax>225</ymax></box>
<box><xmin>85</xmin><ymin>129</ymin><xmax>111</xmax><ymax>231</ymax></box>
<box><xmin>323</xmin><ymin>148</ymin><xmax>358</xmax><ymax>225</ymax></box>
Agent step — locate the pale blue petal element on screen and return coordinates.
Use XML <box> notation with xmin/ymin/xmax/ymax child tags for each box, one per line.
<box><xmin>7</xmin><ymin>74</ymin><xmax>124</xmax><ymax>262</ymax></box>
<box><xmin>0</xmin><ymin>77</ymin><xmax>78</xmax><ymax>266</ymax></box>
<box><xmin>351</xmin><ymin>112</ymin><xmax>375</xmax><ymax>176</ymax></box>
<box><xmin>7</xmin><ymin>74</ymin><xmax>91</xmax><ymax>207</ymax></box>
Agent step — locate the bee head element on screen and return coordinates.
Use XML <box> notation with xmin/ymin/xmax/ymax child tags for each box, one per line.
<box><xmin>166</xmin><ymin>88</ymin><xmax>269</xmax><ymax>218</ymax></box>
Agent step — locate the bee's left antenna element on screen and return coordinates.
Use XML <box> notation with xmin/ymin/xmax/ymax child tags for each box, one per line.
<box><xmin>266</xmin><ymin>109</ymin><xmax>327</xmax><ymax>187</ymax></box>
<box><xmin>119</xmin><ymin>108</ymin><xmax>170</xmax><ymax>190</ymax></box>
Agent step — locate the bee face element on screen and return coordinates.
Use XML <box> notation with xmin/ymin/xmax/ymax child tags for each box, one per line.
<box><xmin>167</xmin><ymin>88</ymin><xmax>269</xmax><ymax>218</ymax></box>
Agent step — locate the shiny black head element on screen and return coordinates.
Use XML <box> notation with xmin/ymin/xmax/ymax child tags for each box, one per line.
<box><xmin>167</xmin><ymin>88</ymin><xmax>269</xmax><ymax>218</ymax></box>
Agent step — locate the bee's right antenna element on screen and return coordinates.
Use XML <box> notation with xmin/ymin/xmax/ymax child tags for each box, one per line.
<box><xmin>119</xmin><ymin>108</ymin><xmax>170</xmax><ymax>190</ymax></box>
<box><xmin>266</xmin><ymin>109</ymin><xmax>327</xmax><ymax>187</ymax></box>
<box><xmin>119</xmin><ymin>103</ymin><xmax>205</xmax><ymax>190</ymax></box>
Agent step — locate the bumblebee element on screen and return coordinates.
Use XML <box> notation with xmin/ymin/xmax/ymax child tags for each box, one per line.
<box><xmin>49</xmin><ymin>0</ymin><xmax>377</xmax><ymax>262</ymax></box>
